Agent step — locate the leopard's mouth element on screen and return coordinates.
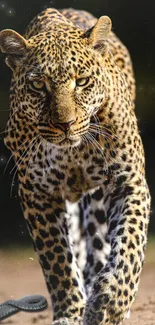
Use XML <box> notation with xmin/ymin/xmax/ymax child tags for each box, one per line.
<box><xmin>38</xmin><ymin>123</ymin><xmax>84</xmax><ymax>147</ymax></box>
<box><xmin>57</xmin><ymin>137</ymin><xmax>81</xmax><ymax>147</ymax></box>
<box><xmin>41</xmin><ymin>134</ymin><xmax>81</xmax><ymax>148</ymax></box>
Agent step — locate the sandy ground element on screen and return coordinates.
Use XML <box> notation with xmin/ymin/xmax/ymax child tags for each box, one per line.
<box><xmin>0</xmin><ymin>245</ymin><xmax>155</xmax><ymax>325</ymax></box>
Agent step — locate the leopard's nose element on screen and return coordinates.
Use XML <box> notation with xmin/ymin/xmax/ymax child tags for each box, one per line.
<box><xmin>54</xmin><ymin>120</ymin><xmax>75</xmax><ymax>131</ymax></box>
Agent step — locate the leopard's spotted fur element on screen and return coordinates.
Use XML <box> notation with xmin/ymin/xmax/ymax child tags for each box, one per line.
<box><xmin>0</xmin><ymin>8</ymin><xmax>150</xmax><ymax>325</ymax></box>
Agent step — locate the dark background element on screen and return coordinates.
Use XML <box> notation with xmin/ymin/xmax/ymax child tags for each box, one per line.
<box><xmin>0</xmin><ymin>0</ymin><xmax>155</xmax><ymax>245</ymax></box>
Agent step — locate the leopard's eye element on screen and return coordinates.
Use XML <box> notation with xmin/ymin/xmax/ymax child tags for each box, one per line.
<box><xmin>30</xmin><ymin>80</ymin><xmax>45</xmax><ymax>91</ymax></box>
<box><xmin>76</xmin><ymin>77</ymin><xmax>90</xmax><ymax>87</ymax></box>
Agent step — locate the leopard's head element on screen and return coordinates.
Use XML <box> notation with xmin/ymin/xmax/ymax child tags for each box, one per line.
<box><xmin>0</xmin><ymin>16</ymin><xmax>111</xmax><ymax>148</ymax></box>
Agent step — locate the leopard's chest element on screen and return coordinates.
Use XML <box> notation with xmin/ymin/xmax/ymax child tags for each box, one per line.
<box><xmin>27</xmin><ymin>149</ymin><xmax>110</xmax><ymax>202</ymax></box>
<box><xmin>62</xmin><ymin>162</ymin><xmax>109</xmax><ymax>202</ymax></box>
<box><xmin>18</xmin><ymin>145</ymin><xmax>110</xmax><ymax>202</ymax></box>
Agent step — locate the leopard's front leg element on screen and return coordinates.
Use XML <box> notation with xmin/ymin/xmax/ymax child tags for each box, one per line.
<box><xmin>84</xmin><ymin>178</ymin><xmax>150</xmax><ymax>325</ymax></box>
<box><xmin>18</xmin><ymin>180</ymin><xmax>86</xmax><ymax>323</ymax></box>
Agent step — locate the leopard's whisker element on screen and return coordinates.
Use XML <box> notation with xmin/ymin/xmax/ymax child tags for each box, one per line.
<box><xmin>85</xmin><ymin>132</ymin><xmax>99</xmax><ymax>157</ymax></box>
<box><xmin>10</xmin><ymin>135</ymin><xmax>41</xmax><ymax>197</ymax></box>
<box><xmin>3</xmin><ymin>137</ymin><xmax>33</xmax><ymax>174</ymax></box>
<box><xmin>88</xmin><ymin>127</ymin><xmax>117</xmax><ymax>147</ymax></box>
<box><xmin>86</xmin><ymin>131</ymin><xmax>109</xmax><ymax>170</ymax></box>
<box><xmin>90</xmin><ymin>123</ymin><xmax>119</xmax><ymax>142</ymax></box>
<box><xmin>0</xmin><ymin>127</ymin><xmax>15</xmax><ymax>136</ymax></box>
<box><xmin>82</xmin><ymin>134</ymin><xmax>89</xmax><ymax>151</ymax></box>
<box><xmin>10</xmin><ymin>135</ymin><xmax>40</xmax><ymax>176</ymax></box>
<box><xmin>86</xmin><ymin>131</ymin><xmax>105</xmax><ymax>163</ymax></box>
<box><xmin>0</xmin><ymin>109</ymin><xmax>10</xmax><ymax>112</ymax></box>
<box><xmin>23</xmin><ymin>135</ymin><xmax>43</xmax><ymax>184</ymax></box>
<box><xmin>88</xmin><ymin>126</ymin><xmax>130</xmax><ymax>159</ymax></box>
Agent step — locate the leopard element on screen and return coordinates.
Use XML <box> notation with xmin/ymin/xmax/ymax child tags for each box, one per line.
<box><xmin>0</xmin><ymin>7</ymin><xmax>150</xmax><ymax>325</ymax></box>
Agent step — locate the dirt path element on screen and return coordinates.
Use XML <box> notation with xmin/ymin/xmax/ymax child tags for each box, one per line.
<box><xmin>0</xmin><ymin>247</ymin><xmax>155</xmax><ymax>325</ymax></box>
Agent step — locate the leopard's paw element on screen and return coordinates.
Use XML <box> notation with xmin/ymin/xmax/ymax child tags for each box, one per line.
<box><xmin>52</xmin><ymin>317</ymin><xmax>83</xmax><ymax>325</ymax></box>
<box><xmin>84</xmin><ymin>274</ymin><xmax>133</xmax><ymax>325</ymax></box>
<box><xmin>84</xmin><ymin>298</ymin><xmax>128</xmax><ymax>325</ymax></box>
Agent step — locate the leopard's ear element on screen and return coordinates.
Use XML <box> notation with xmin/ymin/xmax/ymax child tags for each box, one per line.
<box><xmin>0</xmin><ymin>29</ymin><xmax>29</xmax><ymax>71</ymax></box>
<box><xmin>83</xmin><ymin>16</ymin><xmax>112</xmax><ymax>54</ymax></box>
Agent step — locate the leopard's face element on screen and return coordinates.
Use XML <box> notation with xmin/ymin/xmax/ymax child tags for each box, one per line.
<box><xmin>0</xmin><ymin>17</ymin><xmax>111</xmax><ymax>148</ymax></box>
<box><xmin>13</xmin><ymin>31</ymin><xmax>106</xmax><ymax>148</ymax></box>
